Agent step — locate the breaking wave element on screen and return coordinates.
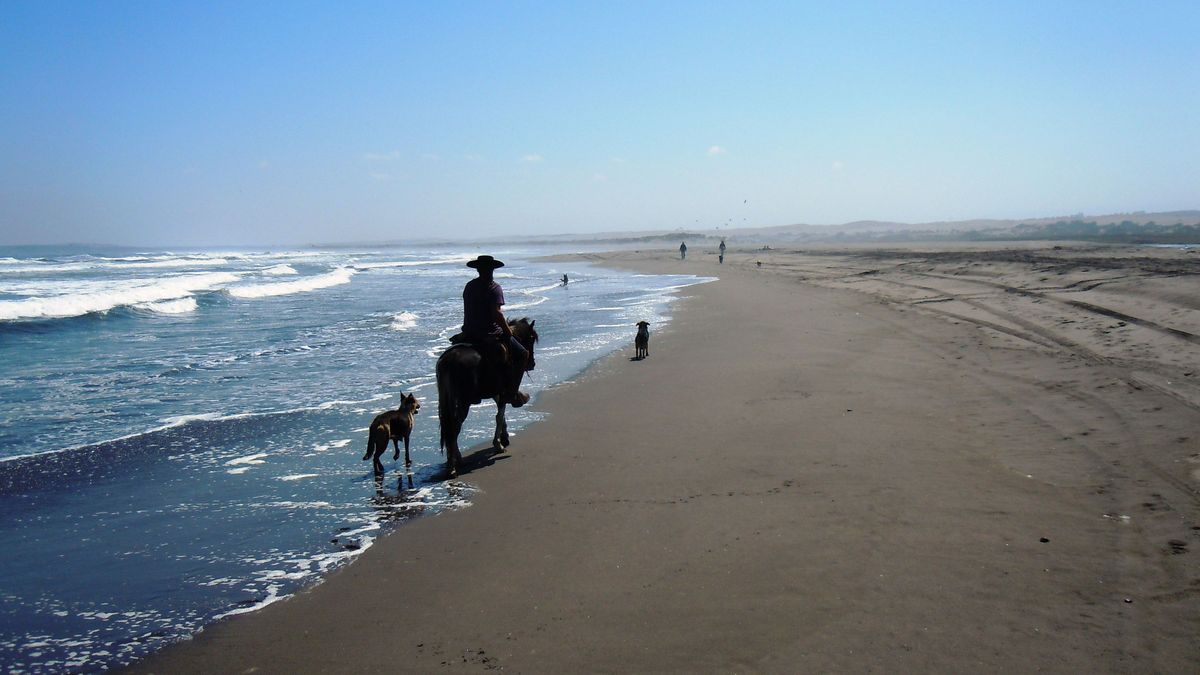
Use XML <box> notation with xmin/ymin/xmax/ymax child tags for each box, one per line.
<box><xmin>135</xmin><ymin>297</ymin><xmax>199</xmax><ymax>314</ymax></box>
<box><xmin>227</xmin><ymin>268</ymin><xmax>356</xmax><ymax>298</ymax></box>
<box><xmin>0</xmin><ymin>272</ymin><xmax>240</xmax><ymax>321</ymax></box>
<box><xmin>261</xmin><ymin>264</ymin><xmax>298</xmax><ymax>276</ymax></box>
<box><xmin>389</xmin><ymin>311</ymin><xmax>419</xmax><ymax>331</ymax></box>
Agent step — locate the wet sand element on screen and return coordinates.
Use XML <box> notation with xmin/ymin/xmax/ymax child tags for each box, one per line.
<box><xmin>133</xmin><ymin>243</ymin><xmax>1199</xmax><ymax>673</ymax></box>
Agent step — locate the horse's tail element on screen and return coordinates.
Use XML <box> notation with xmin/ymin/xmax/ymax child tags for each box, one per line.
<box><xmin>436</xmin><ymin>348</ymin><xmax>469</xmax><ymax>454</ymax></box>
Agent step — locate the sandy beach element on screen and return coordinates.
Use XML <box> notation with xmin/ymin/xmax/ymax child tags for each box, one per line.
<box><xmin>132</xmin><ymin>243</ymin><xmax>1200</xmax><ymax>673</ymax></box>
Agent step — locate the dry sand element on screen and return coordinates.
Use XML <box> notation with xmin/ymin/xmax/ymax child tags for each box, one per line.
<box><xmin>133</xmin><ymin>243</ymin><xmax>1199</xmax><ymax>673</ymax></box>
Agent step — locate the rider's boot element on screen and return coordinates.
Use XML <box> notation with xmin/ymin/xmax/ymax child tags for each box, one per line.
<box><xmin>504</xmin><ymin>390</ymin><xmax>530</xmax><ymax>408</ymax></box>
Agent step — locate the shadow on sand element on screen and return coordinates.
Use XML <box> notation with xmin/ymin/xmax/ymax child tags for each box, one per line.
<box><xmin>438</xmin><ymin>444</ymin><xmax>510</xmax><ymax>479</ymax></box>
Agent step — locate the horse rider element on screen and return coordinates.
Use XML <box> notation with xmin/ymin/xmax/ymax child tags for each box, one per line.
<box><xmin>461</xmin><ymin>255</ymin><xmax>531</xmax><ymax>407</ymax></box>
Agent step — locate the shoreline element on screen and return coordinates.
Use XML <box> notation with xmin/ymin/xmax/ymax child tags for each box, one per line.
<box><xmin>132</xmin><ymin>244</ymin><xmax>1199</xmax><ymax>672</ymax></box>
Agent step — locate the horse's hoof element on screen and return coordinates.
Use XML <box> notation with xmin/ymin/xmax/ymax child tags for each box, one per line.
<box><xmin>501</xmin><ymin>434</ymin><xmax>511</xmax><ymax>448</ymax></box>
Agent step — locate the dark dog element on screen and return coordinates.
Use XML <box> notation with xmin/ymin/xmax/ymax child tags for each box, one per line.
<box><xmin>363</xmin><ymin>393</ymin><xmax>420</xmax><ymax>473</ymax></box>
<box><xmin>635</xmin><ymin>321</ymin><xmax>650</xmax><ymax>359</ymax></box>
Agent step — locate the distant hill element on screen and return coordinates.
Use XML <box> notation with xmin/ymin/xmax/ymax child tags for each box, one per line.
<box><xmin>484</xmin><ymin>210</ymin><xmax>1200</xmax><ymax>246</ymax></box>
<box><xmin>320</xmin><ymin>210</ymin><xmax>1200</xmax><ymax>248</ymax></box>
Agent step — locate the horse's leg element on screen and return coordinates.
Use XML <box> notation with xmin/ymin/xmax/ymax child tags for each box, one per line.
<box><xmin>493</xmin><ymin>399</ymin><xmax>508</xmax><ymax>451</ymax></box>
<box><xmin>446</xmin><ymin>430</ymin><xmax>458</xmax><ymax>478</ymax></box>
<box><xmin>392</xmin><ymin>438</ymin><xmax>400</xmax><ymax>461</ymax></box>
<box><xmin>447</xmin><ymin>410</ymin><xmax>463</xmax><ymax>478</ymax></box>
<box><xmin>499</xmin><ymin>398</ymin><xmax>510</xmax><ymax>448</ymax></box>
<box><xmin>372</xmin><ymin>447</ymin><xmax>384</xmax><ymax>475</ymax></box>
<box><xmin>452</xmin><ymin>432</ymin><xmax>464</xmax><ymax>477</ymax></box>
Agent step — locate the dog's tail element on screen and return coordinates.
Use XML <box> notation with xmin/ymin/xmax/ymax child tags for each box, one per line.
<box><xmin>365</xmin><ymin>422</ymin><xmax>379</xmax><ymax>454</ymax></box>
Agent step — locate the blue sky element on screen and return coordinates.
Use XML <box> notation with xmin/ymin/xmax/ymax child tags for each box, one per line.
<box><xmin>1</xmin><ymin>1</ymin><xmax>1197</xmax><ymax>246</ymax></box>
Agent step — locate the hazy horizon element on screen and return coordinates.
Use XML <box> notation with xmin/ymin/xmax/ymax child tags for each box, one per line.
<box><xmin>3</xmin><ymin>2</ymin><xmax>1198</xmax><ymax>247</ymax></box>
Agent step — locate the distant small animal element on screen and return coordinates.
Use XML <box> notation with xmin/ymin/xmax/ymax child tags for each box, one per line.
<box><xmin>635</xmin><ymin>320</ymin><xmax>650</xmax><ymax>359</ymax></box>
<box><xmin>363</xmin><ymin>393</ymin><xmax>420</xmax><ymax>473</ymax></box>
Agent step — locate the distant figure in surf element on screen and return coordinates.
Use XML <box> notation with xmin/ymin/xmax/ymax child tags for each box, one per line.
<box><xmin>679</xmin><ymin>242</ymin><xmax>688</xmax><ymax>260</ymax></box>
<box><xmin>719</xmin><ymin>239</ymin><xmax>726</xmax><ymax>264</ymax></box>
<box><xmin>562</xmin><ymin>274</ymin><xmax>569</xmax><ymax>286</ymax></box>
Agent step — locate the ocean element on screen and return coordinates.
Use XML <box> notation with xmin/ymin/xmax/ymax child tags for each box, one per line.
<box><xmin>0</xmin><ymin>245</ymin><xmax>710</xmax><ymax>672</ymax></box>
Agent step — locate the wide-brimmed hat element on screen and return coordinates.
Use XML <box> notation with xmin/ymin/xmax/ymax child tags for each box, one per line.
<box><xmin>466</xmin><ymin>255</ymin><xmax>505</xmax><ymax>269</ymax></box>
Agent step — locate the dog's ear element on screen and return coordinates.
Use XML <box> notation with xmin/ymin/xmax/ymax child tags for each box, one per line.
<box><xmin>530</xmin><ymin>319</ymin><xmax>535</xmax><ymax>328</ymax></box>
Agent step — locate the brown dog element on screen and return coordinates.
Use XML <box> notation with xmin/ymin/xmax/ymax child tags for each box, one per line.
<box><xmin>635</xmin><ymin>321</ymin><xmax>650</xmax><ymax>359</ymax></box>
<box><xmin>363</xmin><ymin>393</ymin><xmax>420</xmax><ymax>473</ymax></box>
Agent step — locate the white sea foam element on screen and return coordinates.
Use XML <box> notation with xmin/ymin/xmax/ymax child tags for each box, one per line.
<box><xmin>135</xmin><ymin>297</ymin><xmax>198</xmax><ymax>314</ymax></box>
<box><xmin>261</xmin><ymin>264</ymin><xmax>298</xmax><ymax>276</ymax></box>
<box><xmin>506</xmin><ymin>295</ymin><xmax>549</xmax><ymax>310</ymax></box>
<box><xmin>213</xmin><ymin>583</ymin><xmax>285</xmax><ymax>620</ymax></box>
<box><xmin>107</xmin><ymin>257</ymin><xmax>229</xmax><ymax>269</ymax></box>
<box><xmin>225</xmin><ymin>453</ymin><xmax>269</xmax><ymax>466</ymax></box>
<box><xmin>389</xmin><ymin>311</ymin><xmax>419</xmax><ymax>331</ymax></box>
<box><xmin>227</xmin><ymin>267</ymin><xmax>356</xmax><ymax>298</ymax></box>
<box><xmin>352</xmin><ymin>256</ymin><xmax>473</xmax><ymax>270</ymax></box>
<box><xmin>0</xmin><ymin>271</ymin><xmax>239</xmax><ymax>321</ymax></box>
<box><xmin>1</xmin><ymin>256</ymin><xmax>230</xmax><ymax>274</ymax></box>
<box><xmin>522</xmin><ymin>282</ymin><xmax>563</xmax><ymax>294</ymax></box>
<box><xmin>278</xmin><ymin>474</ymin><xmax>320</xmax><ymax>481</ymax></box>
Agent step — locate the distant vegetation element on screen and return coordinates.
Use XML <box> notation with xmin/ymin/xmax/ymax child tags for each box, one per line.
<box><xmin>873</xmin><ymin>220</ymin><xmax>1200</xmax><ymax>245</ymax></box>
<box><xmin>343</xmin><ymin>211</ymin><xmax>1200</xmax><ymax>248</ymax></box>
<box><xmin>545</xmin><ymin>212</ymin><xmax>1200</xmax><ymax>247</ymax></box>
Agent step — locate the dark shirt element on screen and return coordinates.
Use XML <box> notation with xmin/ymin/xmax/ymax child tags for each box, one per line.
<box><xmin>462</xmin><ymin>277</ymin><xmax>505</xmax><ymax>335</ymax></box>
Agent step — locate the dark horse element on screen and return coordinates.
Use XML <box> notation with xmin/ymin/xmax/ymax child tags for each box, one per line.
<box><xmin>436</xmin><ymin>318</ymin><xmax>538</xmax><ymax>477</ymax></box>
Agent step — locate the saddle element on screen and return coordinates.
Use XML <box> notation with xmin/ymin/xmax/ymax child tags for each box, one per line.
<box><xmin>448</xmin><ymin>332</ymin><xmax>511</xmax><ymax>402</ymax></box>
<box><xmin>449</xmin><ymin>332</ymin><xmax>510</xmax><ymax>360</ymax></box>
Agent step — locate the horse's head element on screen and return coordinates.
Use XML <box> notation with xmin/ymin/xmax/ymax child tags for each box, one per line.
<box><xmin>509</xmin><ymin>317</ymin><xmax>538</xmax><ymax>370</ymax></box>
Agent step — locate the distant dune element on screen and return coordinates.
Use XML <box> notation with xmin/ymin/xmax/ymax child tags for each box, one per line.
<box><xmin>320</xmin><ymin>210</ymin><xmax>1200</xmax><ymax>249</ymax></box>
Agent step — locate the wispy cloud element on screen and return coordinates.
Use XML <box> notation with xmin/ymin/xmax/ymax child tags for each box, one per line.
<box><xmin>258</xmin><ymin>160</ymin><xmax>271</xmax><ymax>171</ymax></box>
<box><xmin>832</xmin><ymin>160</ymin><xmax>845</xmax><ymax>172</ymax></box>
<box><xmin>363</xmin><ymin>151</ymin><xmax>402</xmax><ymax>161</ymax></box>
<box><xmin>707</xmin><ymin>145</ymin><xmax>726</xmax><ymax>156</ymax></box>
<box><xmin>464</xmin><ymin>153</ymin><xmax>484</xmax><ymax>162</ymax></box>
<box><xmin>592</xmin><ymin>173</ymin><xmax>608</xmax><ymax>182</ymax></box>
<box><xmin>369</xmin><ymin>172</ymin><xmax>395</xmax><ymax>181</ymax></box>
<box><xmin>421</xmin><ymin>153</ymin><xmax>441</xmax><ymax>161</ymax></box>
<box><xmin>520</xmin><ymin>154</ymin><xmax>544</xmax><ymax>163</ymax></box>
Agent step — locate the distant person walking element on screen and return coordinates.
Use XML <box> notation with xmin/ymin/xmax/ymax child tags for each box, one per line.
<box><xmin>679</xmin><ymin>242</ymin><xmax>687</xmax><ymax>260</ymax></box>
<box><xmin>561</xmin><ymin>274</ymin><xmax>569</xmax><ymax>286</ymax></box>
<box><xmin>719</xmin><ymin>239</ymin><xmax>726</xmax><ymax>264</ymax></box>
